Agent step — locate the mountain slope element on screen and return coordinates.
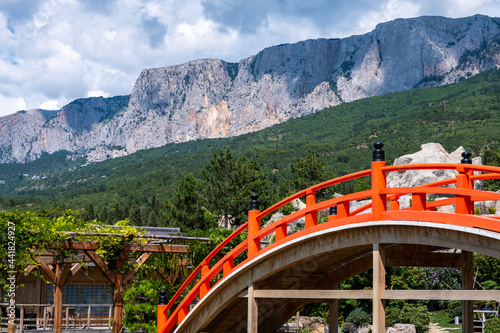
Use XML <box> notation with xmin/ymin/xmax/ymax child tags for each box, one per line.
<box><xmin>1</xmin><ymin>15</ymin><xmax>500</xmax><ymax>164</ymax></box>
<box><xmin>3</xmin><ymin>68</ymin><xmax>500</xmax><ymax>212</ymax></box>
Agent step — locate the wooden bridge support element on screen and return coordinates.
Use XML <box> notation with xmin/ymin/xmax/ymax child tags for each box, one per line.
<box><xmin>372</xmin><ymin>243</ymin><xmax>386</xmax><ymax>333</ymax></box>
<box><xmin>462</xmin><ymin>251</ymin><xmax>474</xmax><ymax>333</ymax></box>
<box><xmin>247</xmin><ymin>283</ymin><xmax>258</xmax><ymax>333</ymax></box>
<box><xmin>328</xmin><ymin>284</ymin><xmax>339</xmax><ymax>333</ymax></box>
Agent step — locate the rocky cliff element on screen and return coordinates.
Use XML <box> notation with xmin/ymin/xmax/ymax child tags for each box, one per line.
<box><xmin>2</xmin><ymin>14</ymin><xmax>500</xmax><ymax>163</ymax></box>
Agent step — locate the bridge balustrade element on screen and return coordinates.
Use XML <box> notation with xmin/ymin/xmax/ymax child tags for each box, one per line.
<box><xmin>157</xmin><ymin>142</ymin><xmax>500</xmax><ymax>333</ymax></box>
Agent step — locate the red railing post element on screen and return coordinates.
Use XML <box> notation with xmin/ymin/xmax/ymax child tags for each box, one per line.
<box><xmin>200</xmin><ymin>264</ymin><xmax>210</xmax><ymax>298</ymax></box>
<box><xmin>248</xmin><ymin>193</ymin><xmax>261</xmax><ymax>259</ymax></box>
<box><xmin>456</xmin><ymin>151</ymin><xmax>473</xmax><ymax>215</ymax></box>
<box><xmin>371</xmin><ymin>141</ymin><xmax>387</xmax><ymax>221</ymax></box>
<box><xmin>305</xmin><ymin>191</ymin><xmax>317</xmax><ymax>228</ymax></box>
<box><xmin>389</xmin><ymin>199</ymin><xmax>399</xmax><ymax>211</ymax></box>
<box><xmin>157</xmin><ymin>290</ymin><xmax>167</xmax><ymax>333</ymax></box>
<box><xmin>223</xmin><ymin>258</ymin><xmax>234</xmax><ymax>277</ymax></box>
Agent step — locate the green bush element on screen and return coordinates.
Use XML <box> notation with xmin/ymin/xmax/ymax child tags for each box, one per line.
<box><xmin>485</xmin><ymin>317</ymin><xmax>500</xmax><ymax>333</ymax></box>
<box><xmin>398</xmin><ymin>304</ymin><xmax>430</xmax><ymax>333</ymax></box>
<box><xmin>346</xmin><ymin>308</ymin><xmax>372</xmax><ymax>326</ymax></box>
<box><xmin>488</xmin><ymin>206</ymin><xmax>497</xmax><ymax>214</ymax></box>
<box><xmin>385</xmin><ymin>306</ymin><xmax>400</xmax><ymax>327</ymax></box>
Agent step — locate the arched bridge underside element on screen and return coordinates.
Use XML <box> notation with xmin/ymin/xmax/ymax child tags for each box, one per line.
<box><xmin>180</xmin><ymin>222</ymin><xmax>500</xmax><ymax>333</ymax></box>
<box><xmin>158</xmin><ymin>144</ymin><xmax>500</xmax><ymax>333</ymax></box>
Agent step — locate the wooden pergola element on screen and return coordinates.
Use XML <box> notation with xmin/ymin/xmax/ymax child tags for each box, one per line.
<box><xmin>8</xmin><ymin>232</ymin><xmax>208</xmax><ymax>333</ymax></box>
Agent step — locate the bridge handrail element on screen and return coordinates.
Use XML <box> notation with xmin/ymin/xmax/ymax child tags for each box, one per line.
<box><xmin>257</xmin><ymin>169</ymin><xmax>372</xmax><ymax>220</ymax></box>
<box><xmin>163</xmin><ymin>222</ymin><xmax>249</xmax><ymax>316</ymax></box>
<box><xmin>161</xmin><ymin>157</ymin><xmax>500</xmax><ymax>332</ymax></box>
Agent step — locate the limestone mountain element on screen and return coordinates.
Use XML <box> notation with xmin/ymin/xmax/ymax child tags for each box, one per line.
<box><xmin>1</xmin><ymin>14</ymin><xmax>500</xmax><ymax>163</ymax></box>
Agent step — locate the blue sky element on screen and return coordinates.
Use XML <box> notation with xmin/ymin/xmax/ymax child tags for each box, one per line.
<box><xmin>0</xmin><ymin>0</ymin><xmax>499</xmax><ymax>117</ymax></box>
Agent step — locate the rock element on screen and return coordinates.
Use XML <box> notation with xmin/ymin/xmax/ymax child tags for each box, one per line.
<box><xmin>342</xmin><ymin>322</ymin><xmax>357</xmax><ymax>333</ymax></box>
<box><xmin>386</xmin><ymin>143</ymin><xmax>484</xmax><ymax>210</ymax></box>
<box><xmin>2</xmin><ymin>15</ymin><xmax>500</xmax><ymax>163</ymax></box>
<box><xmin>386</xmin><ymin>324</ymin><xmax>416</xmax><ymax>333</ymax></box>
<box><xmin>298</xmin><ymin>316</ymin><xmax>327</xmax><ymax>333</ymax></box>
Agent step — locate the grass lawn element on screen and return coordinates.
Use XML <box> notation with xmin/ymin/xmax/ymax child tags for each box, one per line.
<box><xmin>430</xmin><ymin>310</ymin><xmax>462</xmax><ymax>332</ymax></box>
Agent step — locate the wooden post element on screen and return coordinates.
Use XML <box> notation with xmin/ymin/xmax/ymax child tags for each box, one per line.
<box><xmin>373</xmin><ymin>243</ymin><xmax>386</xmax><ymax>333</ymax></box>
<box><xmin>247</xmin><ymin>284</ymin><xmax>258</xmax><ymax>333</ymax></box>
<box><xmin>113</xmin><ymin>258</ymin><xmax>124</xmax><ymax>333</ymax></box>
<box><xmin>87</xmin><ymin>305</ymin><xmax>91</xmax><ymax>328</ymax></box>
<box><xmin>54</xmin><ymin>264</ymin><xmax>63</xmax><ymax>333</ymax></box>
<box><xmin>371</xmin><ymin>142</ymin><xmax>387</xmax><ymax>221</ymax></box>
<box><xmin>329</xmin><ymin>284</ymin><xmax>339</xmax><ymax>333</ymax></box>
<box><xmin>65</xmin><ymin>306</ymin><xmax>69</xmax><ymax>328</ymax></box>
<box><xmin>20</xmin><ymin>306</ymin><xmax>24</xmax><ymax>333</ymax></box>
<box><xmin>462</xmin><ymin>251</ymin><xmax>474</xmax><ymax>333</ymax></box>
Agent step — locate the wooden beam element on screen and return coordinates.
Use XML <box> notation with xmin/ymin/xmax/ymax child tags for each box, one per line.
<box><xmin>245</xmin><ymin>289</ymin><xmax>500</xmax><ymax>301</ymax></box>
<box><xmin>23</xmin><ymin>265</ymin><xmax>36</xmax><ymax>276</ymax></box>
<box><xmin>36</xmin><ymin>257</ymin><xmax>56</xmax><ymax>283</ymax></box>
<box><xmin>84</xmin><ymin>250</ymin><xmax>116</xmax><ymax>285</ymax></box>
<box><xmin>60</xmin><ymin>240</ymin><xmax>188</xmax><ymax>253</ymax></box>
<box><xmin>382</xmin><ymin>290</ymin><xmax>500</xmax><ymax>301</ymax></box>
<box><xmin>251</xmin><ymin>290</ymin><xmax>373</xmax><ymax>299</ymax></box>
<box><xmin>124</xmin><ymin>243</ymin><xmax>188</xmax><ymax>253</ymax></box>
<box><xmin>386</xmin><ymin>252</ymin><xmax>465</xmax><ymax>268</ymax></box>
<box><xmin>123</xmin><ymin>252</ymin><xmax>152</xmax><ymax>285</ymax></box>
<box><xmin>70</xmin><ymin>263</ymin><xmax>83</xmax><ymax>276</ymax></box>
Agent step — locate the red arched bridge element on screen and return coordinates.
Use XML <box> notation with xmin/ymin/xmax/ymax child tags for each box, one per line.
<box><xmin>157</xmin><ymin>142</ymin><xmax>500</xmax><ymax>333</ymax></box>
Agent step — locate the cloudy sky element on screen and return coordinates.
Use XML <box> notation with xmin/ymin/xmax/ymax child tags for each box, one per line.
<box><xmin>0</xmin><ymin>0</ymin><xmax>499</xmax><ymax>117</ymax></box>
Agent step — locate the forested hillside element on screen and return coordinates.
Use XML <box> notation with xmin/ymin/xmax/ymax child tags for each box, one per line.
<box><xmin>2</xmin><ymin>69</ymin><xmax>500</xmax><ymax>219</ymax></box>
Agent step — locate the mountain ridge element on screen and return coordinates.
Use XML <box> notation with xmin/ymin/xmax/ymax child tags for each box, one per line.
<box><xmin>1</xmin><ymin>14</ymin><xmax>500</xmax><ymax>164</ymax></box>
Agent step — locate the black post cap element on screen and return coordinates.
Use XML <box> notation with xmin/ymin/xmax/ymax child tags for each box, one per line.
<box><xmin>373</xmin><ymin>141</ymin><xmax>385</xmax><ymax>162</ymax></box>
<box><xmin>461</xmin><ymin>151</ymin><xmax>472</xmax><ymax>164</ymax></box>
<box><xmin>329</xmin><ymin>206</ymin><xmax>337</xmax><ymax>216</ymax></box>
<box><xmin>159</xmin><ymin>290</ymin><xmax>167</xmax><ymax>305</ymax></box>
<box><xmin>249</xmin><ymin>193</ymin><xmax>260</xmax><ymax>211</ymax></box>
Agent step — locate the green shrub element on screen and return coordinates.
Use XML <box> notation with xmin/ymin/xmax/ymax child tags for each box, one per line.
<box><xmin>385</xmin><ymin>306</ymin><xmax>400</xmax><ymax>327</ymax></box>
<box><xmin>398</xmin><ymin>304</ymin><xmax>430</xmax><ymax>333</ymax></box>
<box><xmin>485</xmin><ymin>317</ymin><xmax>500</xmax><ymax>333</ymax></box>
<box><xmin>346</xmin><ymin>308</ymin><xmax>372</xmax><ymax>326</ymax></box>
<box><xmin>488</xmin><ymin>206</ymin><xmax>497</xmax><ymax>214</ymax></box>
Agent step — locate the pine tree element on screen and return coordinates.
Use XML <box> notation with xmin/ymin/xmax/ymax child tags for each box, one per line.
<box><xmin>290</xmin><ymin>150</ymin><xmax>335</xmax><ymax>200</ymax></box>
<box><xmin>129</xmin><ymin>204</ymin><xmax>142</xmax><ymax>225</ymax></box>
<box><xmin>202</xmin><ymin>149</ymin><xmax>269</xmax><ymax>227</ymax></box>
<box><xmin>166</xmin><ymin>174</ymin><xmax>214</xmax><ymax>230</ymax></box>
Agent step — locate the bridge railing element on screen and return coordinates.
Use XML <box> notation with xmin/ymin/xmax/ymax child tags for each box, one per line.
<box><xmin>158</xmin><ymin>142</ymin><xmax>500</xmax><ymax>333</ymax></box>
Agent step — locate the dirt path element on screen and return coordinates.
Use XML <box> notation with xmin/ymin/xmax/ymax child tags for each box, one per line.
<box><xmin>428</xmin><ymin>322</ymin><xmax>460</xmax><ymax>333</ymax></box>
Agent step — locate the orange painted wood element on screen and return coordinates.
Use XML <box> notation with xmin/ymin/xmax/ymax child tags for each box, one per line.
<box><xmin>200</xmin><ymin>265</ymin><xmax>210</xmax><ymax>298</ymax></box>
<box><xmin>305</xmin><ymin>194</ymin><xmax>318</xmax><ymax>228</ymax></box>
<box><xmin>276</xmin><ymin>223</ymin><xmax>287</xmax><ymax>241</ymax></box>
<box><xmin>223</xmin><ymin>258</ymin><xmax>234</xmax><ymax>277</ymax></box>
<box><xmin>248</xmin><ymin>210</ymin><xmax>261</xmax><ymax>259</ymax></box>
<box><xmin>371</xmin><ymin>161</ymin><xmax>387</xmax><ymax>221</ymax></box>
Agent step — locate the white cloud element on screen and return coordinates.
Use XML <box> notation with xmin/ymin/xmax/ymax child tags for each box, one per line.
<box><xmin>87</xmin><ymin>90</ymin><xmax>111</xmax><ymax>98</ymax></box>
<box><xmin>357</xmin><ymin>0</ymin><xmax>421</xmax><ymax>33</ymax></box>
<box><xmin>0</xmin><ymin>0</ymin><xmax>500</xmax><ymax>117</ymax></box>
<box><xmin>0</xmin><ymin>95</ymin><xmax>26</xmax><ymax>117</ymax></box>
<box><xmin>40</xmin><ymin>99</ymin><xmax>61</xmax><ymax>110</ymax></box>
